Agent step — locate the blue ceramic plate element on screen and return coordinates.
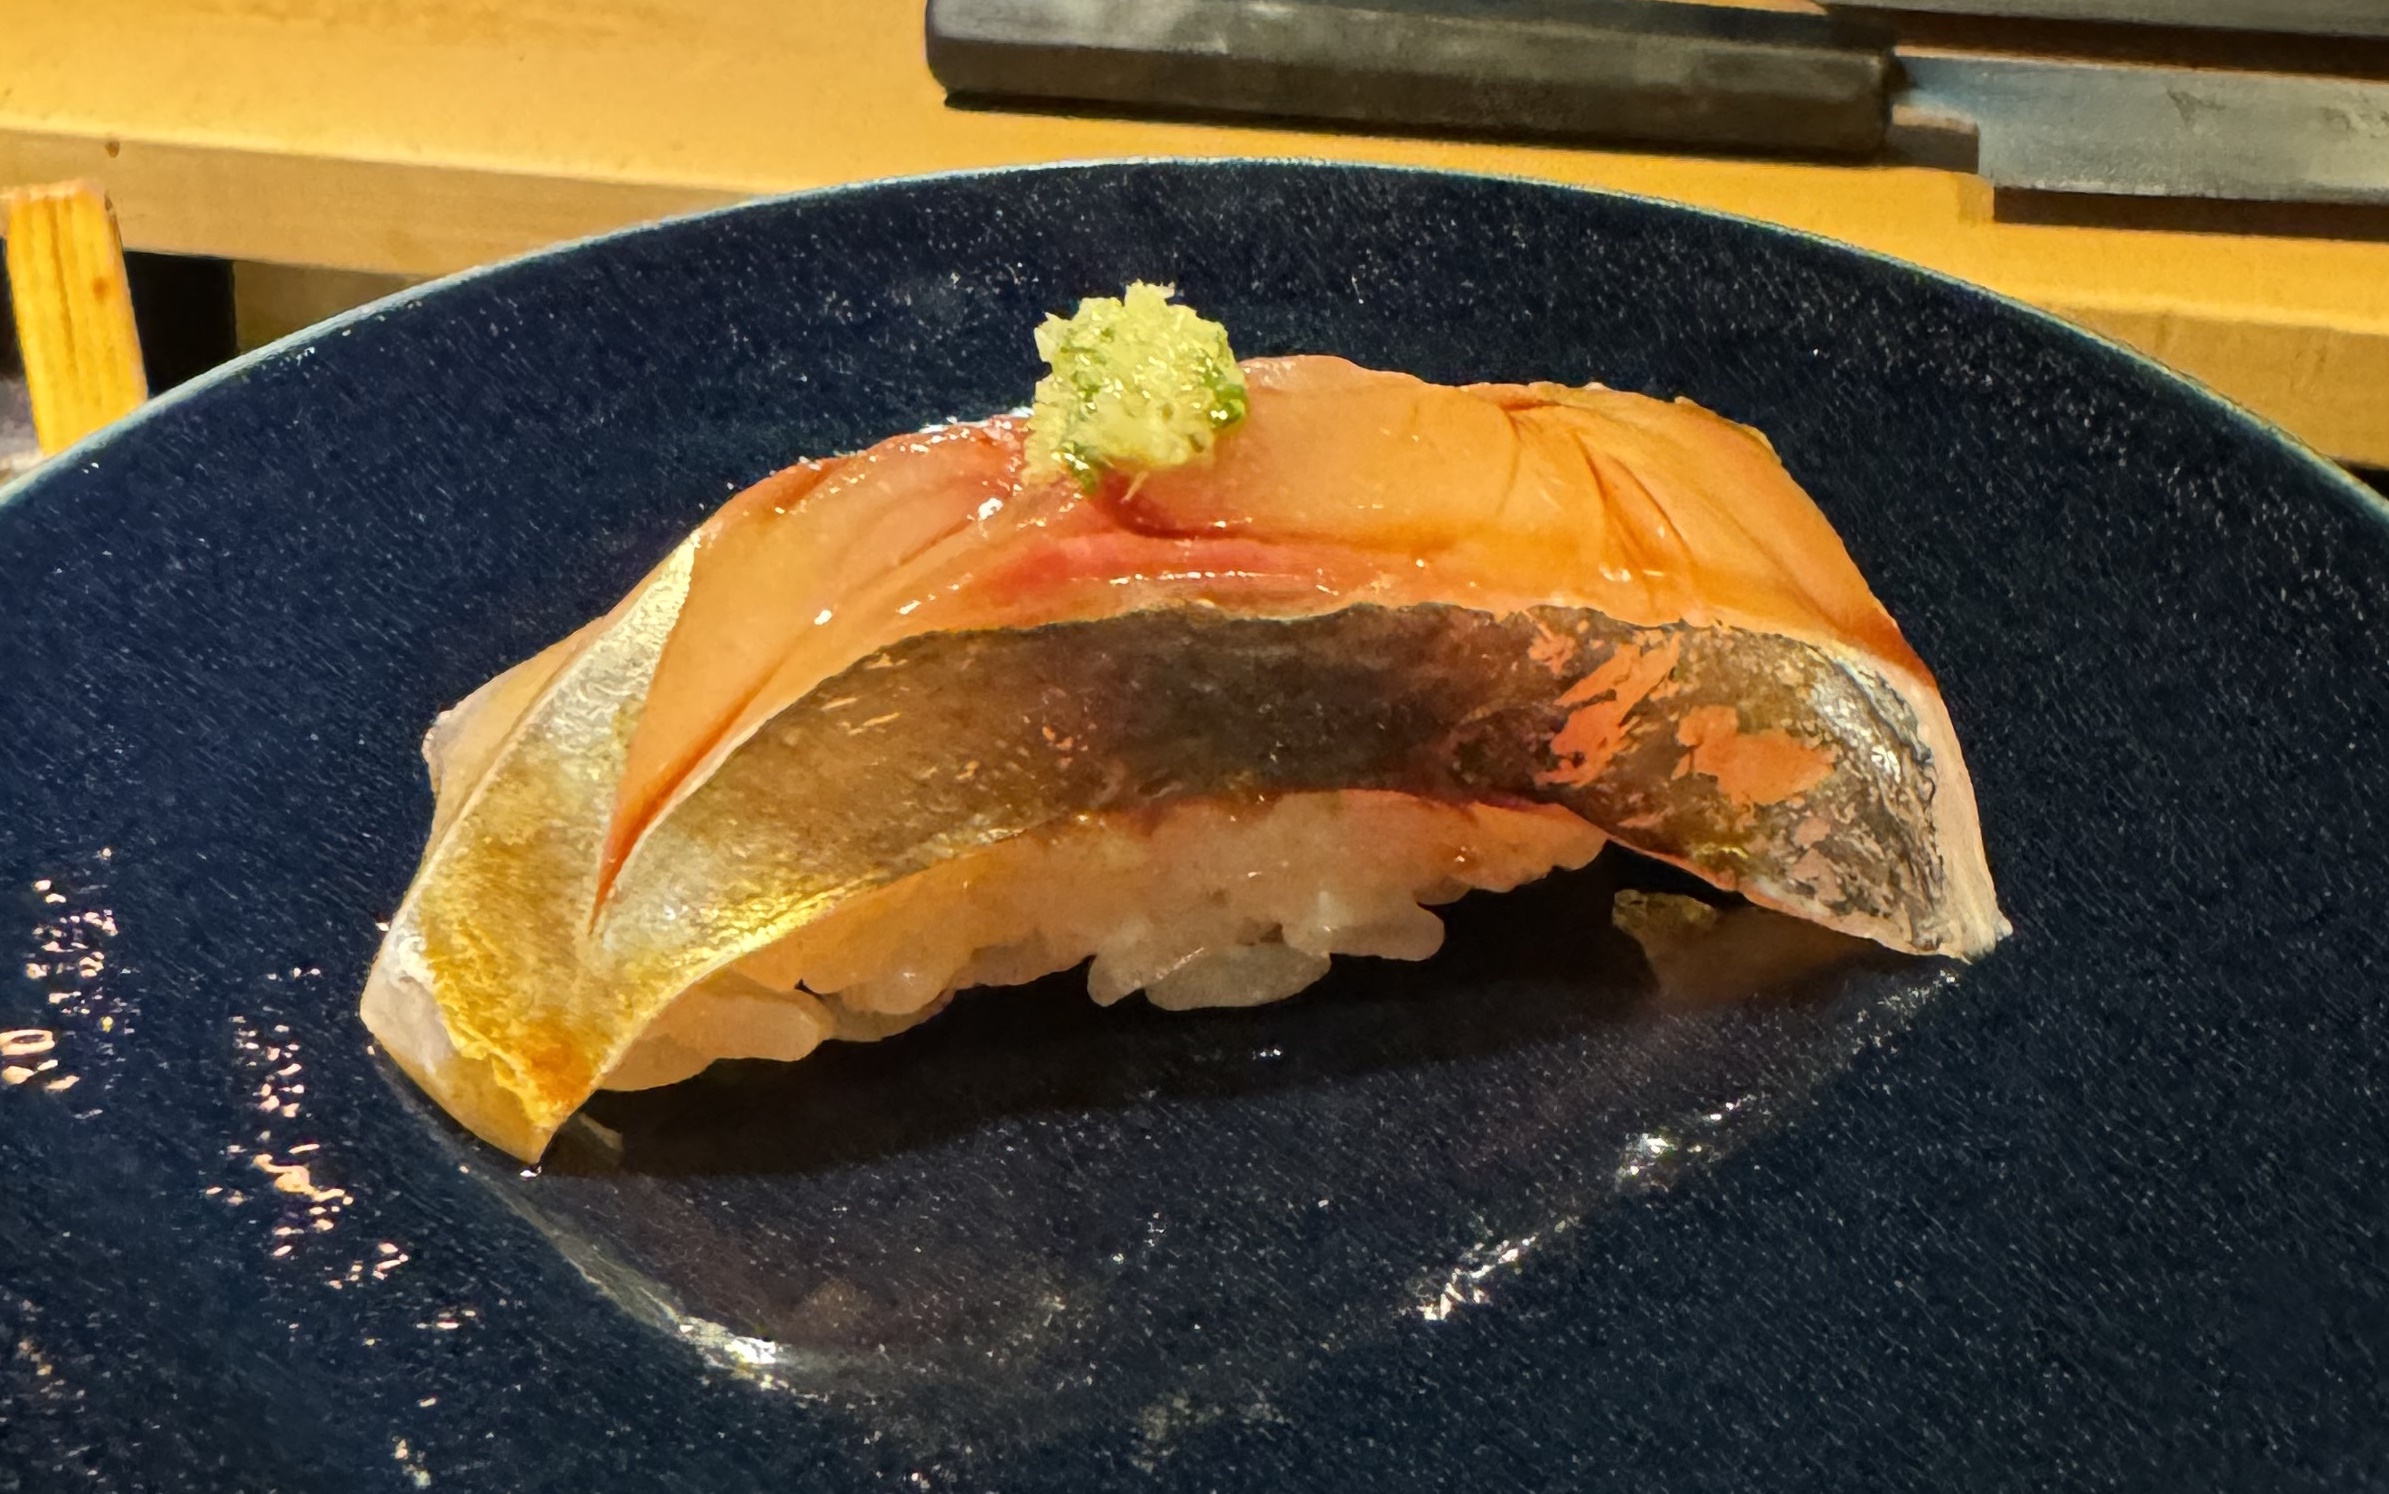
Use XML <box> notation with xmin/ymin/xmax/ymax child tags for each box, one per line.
<box><xmin>3</xmin><ymin>163</ymin><xmax>2383</xmax><ymax>1490</ymax></box>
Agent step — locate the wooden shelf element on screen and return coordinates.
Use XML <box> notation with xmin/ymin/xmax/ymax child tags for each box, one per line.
<box><xmin>4</xmin><ymin>0</ymin><xmax>2384</xmax><ymax>463</ymax></box>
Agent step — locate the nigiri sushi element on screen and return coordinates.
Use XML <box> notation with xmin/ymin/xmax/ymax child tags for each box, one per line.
<box><xmin>364</xmin><ymin>284</ymin><xmax>2004</xmax><ymax>1161</ymax></box>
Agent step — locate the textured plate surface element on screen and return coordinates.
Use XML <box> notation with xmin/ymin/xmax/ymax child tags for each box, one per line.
<box><xmin>1</xmin><ymin>162</ymin><xmax>2383</xmax><ymax>1490</ymax></box>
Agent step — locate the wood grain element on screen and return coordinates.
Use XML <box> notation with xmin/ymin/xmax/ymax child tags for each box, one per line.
<box><xmin>3</xmin><ymin>181</ymin><xmax>148</xmax><ymax>454</ymax></box>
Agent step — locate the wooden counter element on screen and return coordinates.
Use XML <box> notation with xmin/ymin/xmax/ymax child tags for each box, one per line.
<box><xmin>4</xmin><ymin>0</ymin><xmax>2384</xmax><ymax>463</ymax></box>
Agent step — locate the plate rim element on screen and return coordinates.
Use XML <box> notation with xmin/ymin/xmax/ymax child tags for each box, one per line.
<box><xmin>4</xmin><ymin>156</ymin><xmax>2380</xmax><ymax>534</ymax></box>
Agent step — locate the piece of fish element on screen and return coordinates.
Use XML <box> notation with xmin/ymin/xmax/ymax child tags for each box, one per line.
<box><xmin>363</xmin><ymin>356</ymin><xmax>2003</xmax><ymax>1160</ymax></box>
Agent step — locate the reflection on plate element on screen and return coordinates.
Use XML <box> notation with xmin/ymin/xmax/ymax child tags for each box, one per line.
<box><xmin>421</xmin><ymin>850</ymin><xmax>1950</xmax><ymax>1454</ymax></box>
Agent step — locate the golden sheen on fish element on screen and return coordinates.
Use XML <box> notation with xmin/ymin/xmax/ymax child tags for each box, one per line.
<box><xmin>363</xmin><ymin>285</ymin><xmax>2005</xmax><ymax>1161</ymax></box>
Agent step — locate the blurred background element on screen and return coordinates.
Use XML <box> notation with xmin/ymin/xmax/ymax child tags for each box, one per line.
<box><xmin>2</xmin><ymin>0</ymin><xmax>2384</xmax><ymax>493</ymax></box>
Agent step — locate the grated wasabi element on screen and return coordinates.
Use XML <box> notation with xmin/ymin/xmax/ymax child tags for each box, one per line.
<box><xmin>1024</xmin><ymin>282</ymin><xmax>1248</xmax><ymax>488</ymax></box>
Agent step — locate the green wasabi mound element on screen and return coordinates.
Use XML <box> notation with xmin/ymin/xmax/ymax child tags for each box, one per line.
<box><xmin>1024</xmin><ymin>282</ymin><xmax>1248</xmax><ymax>488</ymax></box>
